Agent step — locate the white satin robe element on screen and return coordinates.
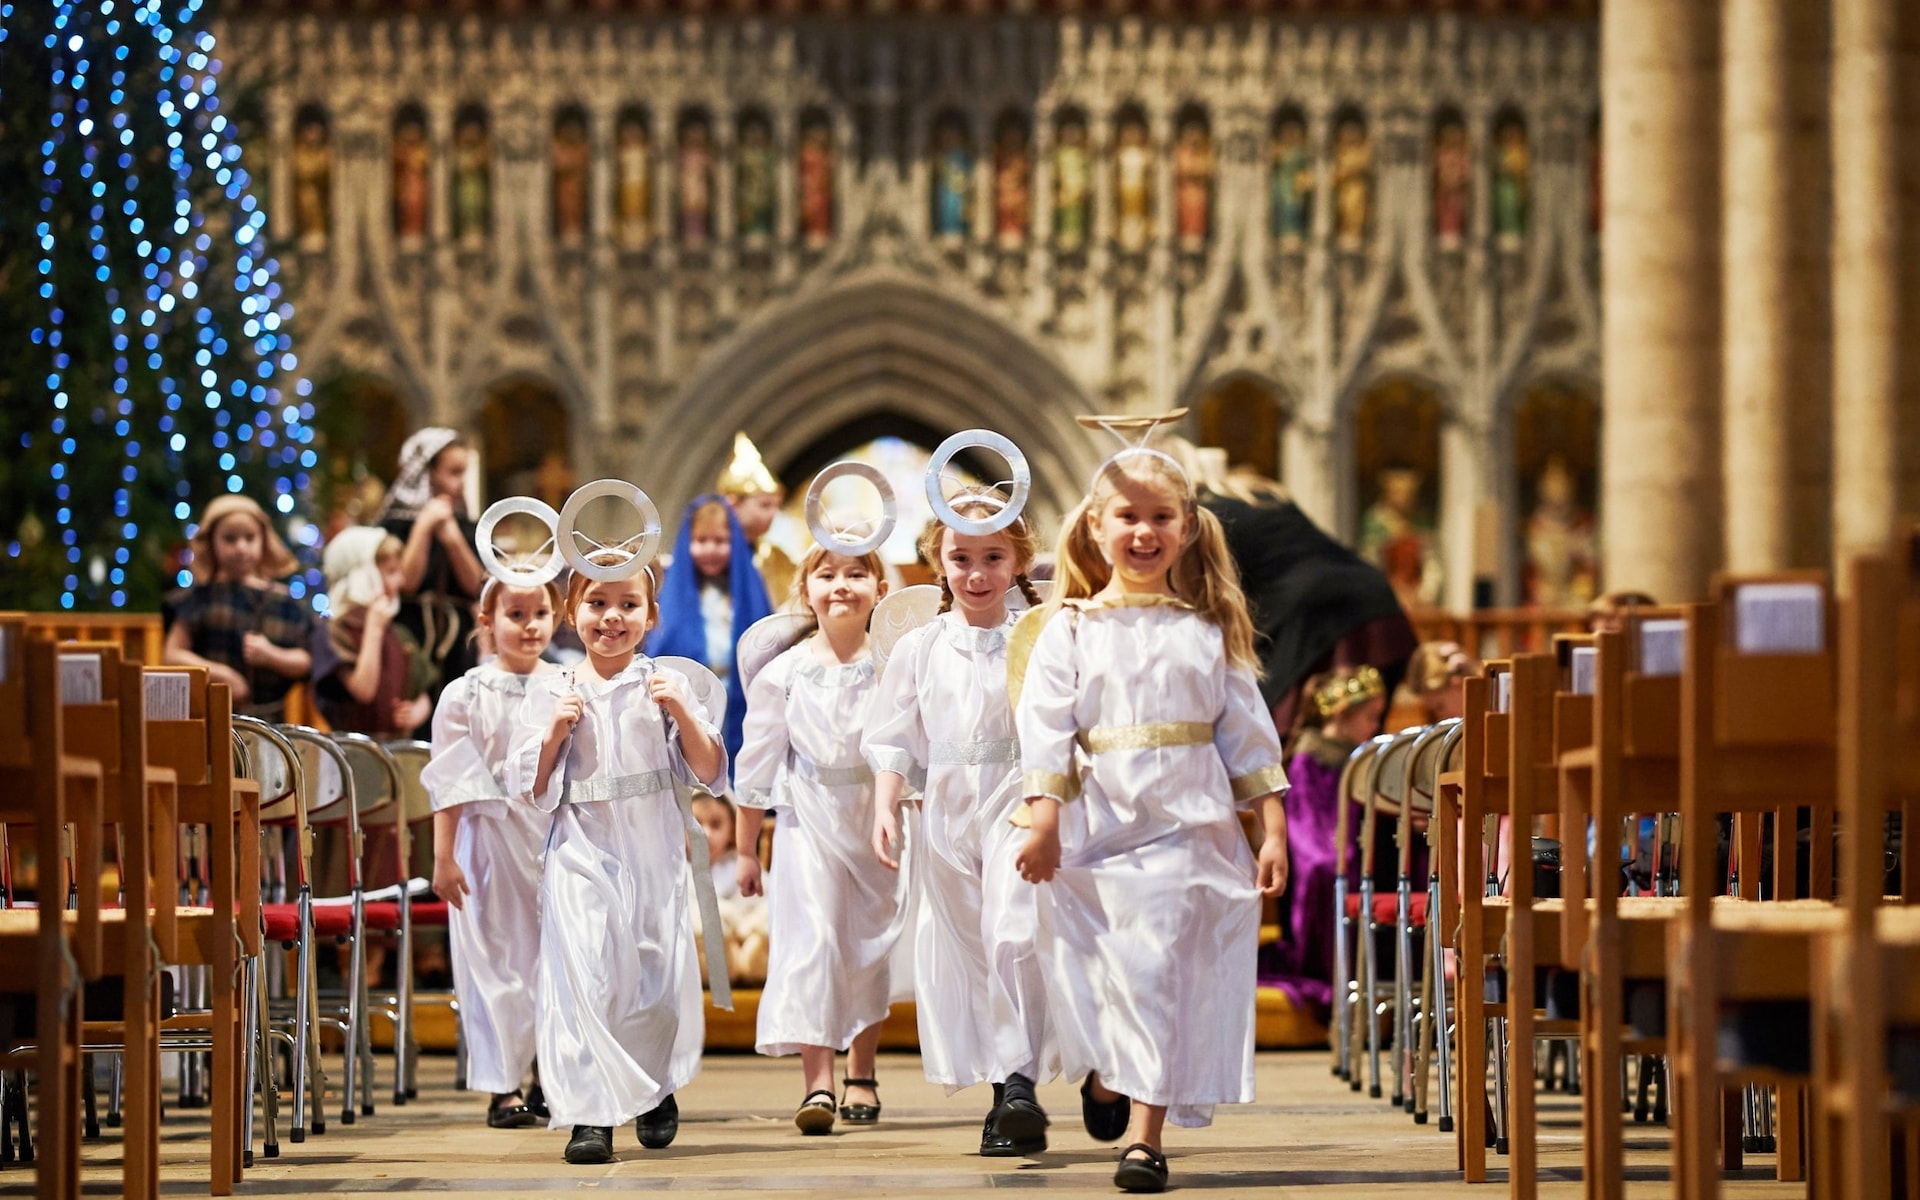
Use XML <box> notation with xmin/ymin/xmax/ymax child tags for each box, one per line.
<box><xmin>863</xmin><ymin>611</ymin><xmax>1057</xmax><ymax>1093</ymax></box>
<box><xmin>418</xmin><ymin>665</ymin><xmax>553</xmax><ymax>1096</ymax></box>
<box><xmin>508</xmin><ymin>658</ymin><xmax>726</xmax><ymax>1129</ymax></box>
<box><xmin>1015</xmin><ymin>596</ymin><xmax>1289</xmax><ymax>1128</ymax></box>
<box><xmin>736</xmin><ymin>642</ymin><xmax>907</xmax><ymax>1057</ymax></box>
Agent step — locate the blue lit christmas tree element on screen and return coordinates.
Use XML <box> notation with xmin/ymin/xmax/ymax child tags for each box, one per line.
<box><xmin>0</xmin><ymin>0</ymin><xmax>316</xmax><ymax>611</ymax></box>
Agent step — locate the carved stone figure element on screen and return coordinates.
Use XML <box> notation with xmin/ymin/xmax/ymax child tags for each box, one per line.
<box><xmin>1055</xmin><ymin>118</ymin><xmax>1092</xmax><ymax>251</ymax></box>
<box><xmin>932</xmin><ymin>118</ymin><xmax>971</xmax><ymax>241</ymax></box>
<box><xmin>679</xmin><ymin>117</ymin><xmax>714</xmax><ymax>249</ymax></box>
<box><xmin>552</xmin><ymin>113</ymin><xmax>591</xmax><ymax>244</ymax></box>
<box><xmin>799</xmin><ymin>119</ymin><xmax>834</xmax><ymax>248</ymax></box>
<box><xmin>615</xmin><ymin>115</ymin><xmax>652</xmax><ymax>250</ymax></box>
<box><xmin>737</xmin><ymin>115</ymin><xmax>776</xmax><ymax>242</ymax></box>
<box><xmin>1433</xmin><ymin>118</ymin><xmax>1470</xmax><ymax>249</ymax></box>
<box><xmin>452</xmin><ymin>112</ymin><xmax>491</xmax><ymax>249</ymax></box>
<box><xmin>1115</xmin><ymin>116</ymin><xmax>1152</xmax><ymax>253</ymax></box>
<box><xmin>993</xmin><ymin>121</ymin><xmax>1030</xmax><ymax>249</ymax></box>
<box><xmin>1269</xmin><ymin>114</ymin><xmax>1312</xmax><ymax>248</ymax></box>
<box><xmin>1173</xmin><ymin>116</ymin><xmax>1213</xmax><ymax>251</ymax></box>
<box><xmin>391</xmin><ymin>111</ymin><xmax>430</xmax><ymax>246</ymax></box>
<box><xmin>1333</xmin><ymin>116</ymin><xmax>1371</xmax><ymax>251</ymax></box>
<box><xmin>292</xmin><ymin>113</ymin><xmax>331</xmax><ymax>252</ymax></box>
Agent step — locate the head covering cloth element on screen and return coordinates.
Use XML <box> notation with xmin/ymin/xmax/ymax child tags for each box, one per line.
<box><xmin>377</xmin><ymin>427</ymin><xmax>465</xmax><ymax>523</ymax></box>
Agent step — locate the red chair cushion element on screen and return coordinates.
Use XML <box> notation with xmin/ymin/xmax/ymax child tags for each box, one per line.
<box><xmin>409</xmin><ymin>901</ymin><xmax>450</xmax><ymax>926</ymax></box>
<box><xmin>262</xmin><ymin>903</ymin><xmax>301</xmax><ymax>942</ymax></box>
<box><xmin>1342</xmin><ymin>891</ymin><xmax>1430</xmax><ymax>926</ymax></box>
<box><xmin>310</xmin><ymin>904</ymin><xmax>354</xmax><ymax>937</ymax></box>
<box><xmin>361</xmin><ymin>901</ymin><xmax>402</xmax><ymax>932</ymax></box>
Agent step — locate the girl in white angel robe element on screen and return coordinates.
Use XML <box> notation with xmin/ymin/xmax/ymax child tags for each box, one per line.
<box><xmin>734</xmin><ymin>545</ymin><xmax>908</xmax><ymax>1132</ymax></box>
<box><xmin>507</xmin><ymin>566</ymin><xmax>726</xmax><ymax>1163</ymax></box>
<box><xmin>420</xmin><ymin>580</ymin><xmax>564</xmax><ymax>1127</ymax></box>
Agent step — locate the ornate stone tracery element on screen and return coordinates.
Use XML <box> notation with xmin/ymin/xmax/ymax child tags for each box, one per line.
<box><xmin>232</xmin><ymin>10</ymin><xmax>1600</xmax><ymax>606</ymax></box>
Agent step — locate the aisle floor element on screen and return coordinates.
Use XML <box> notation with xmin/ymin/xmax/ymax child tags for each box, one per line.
<box><xmin>10</xmin><ymin>1050</ymin><xmax>1805</xmax><ymax>1197</ymax></box>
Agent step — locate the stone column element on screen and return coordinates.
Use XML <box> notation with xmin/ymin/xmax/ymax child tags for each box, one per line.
<box><xmin>1831</xmin><ymin>0</ymin><xmax>1920</xmax><ymax>570</ymax></box>
<box><xmin>1722</xmin><ymin>0</ymin><xmax>1831</xmax><ymax>573</ymax></box>
<box><xmin>1600</xmin><ymin>0</ymin><xmax>1721</xmax><ymax>602</ymax></box>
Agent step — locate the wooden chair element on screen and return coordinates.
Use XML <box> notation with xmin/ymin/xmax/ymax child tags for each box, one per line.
<box><xmin>1557</xmin><ymin>614</ymin><xmax>1689</xmax><ymax>1200</ymax></box>
<box><xmin>0</xmin><ymin>629</ymin><xmax>102</xmax><ymax>1200</ymax></box>
<box><xmin>1811</xmin><ymin>545</ymin><xmax>1920</xmax><ymax>1198</ymax></box>
<box><xmin>1669</xmin><ymin>573</ymin><xmax>1843</xmax><ymax>1200</ymax></box>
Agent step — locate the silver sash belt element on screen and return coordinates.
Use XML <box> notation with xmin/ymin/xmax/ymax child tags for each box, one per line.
<box><xmin>788</xmin><ymin>755</ymin><xmax>874</xmax><ymax>789</ymax></box>
<box><xmin>560</xmin><ymin>768</ymin><xmax>732</xmax><ymax>1011</ymax></box>
<box><xmin>927</xmin><ymin>739</ymin><xmax>1020</xmax><ymax>766</ymax></box>
<box><xmin>563</xmin><ymin>769</ymin><xmax>673</xmax><ymax>805</ymax></box>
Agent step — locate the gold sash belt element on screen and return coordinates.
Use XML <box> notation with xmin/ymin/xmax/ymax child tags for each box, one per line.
<box><xmin>1076</xmin><ymin>721</ymin><xmax>1213</xmax><ymax>754</ymax></box>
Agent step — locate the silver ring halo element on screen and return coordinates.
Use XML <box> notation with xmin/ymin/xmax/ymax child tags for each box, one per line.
<box><xmin>804</xmin><ymin>461</ymin><xmax>896</xmax><ymax>558</ymax></box>
<box><xmin>475</xmin><ymin>496</ymin><xmax>564</xmax><ymax>588</ymax></box>
<box><xmin>557</xmin><ymin>479</ymin><xmax>663</xmax><ymax>583</ymax></box>
<box><xmin>925</xmin><ymin>429</ymin><xmax>1031</xmax><ymax>537</ymax></box>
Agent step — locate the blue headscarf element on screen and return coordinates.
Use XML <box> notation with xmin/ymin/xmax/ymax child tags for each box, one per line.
<box><xmin>647</xmin><ymin>495</ymin><xmax>773</xmax><ymax>777</ymax></box>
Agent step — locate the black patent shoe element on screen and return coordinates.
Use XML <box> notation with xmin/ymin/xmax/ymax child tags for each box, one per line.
<box><xmin>1079</xmin><ymin>1074</ymin><xmax>1131</xmax><ymax>1142</ymax></box>
<box><xmin>1113</xmin><ymin>1143</ymin><xmax>1169</xmax><ymax>1193</ymax></box>
<box><xmin>994</xmin><ymin>1073</ymin><xmax>1049</xmax><ymax>1146</ymax></box>
<box><xmin>839</xmin><ymin>1077</ymin><xmax>881</xmax><ymax>1124</ymax></box>
<box><xmin>795</xmin><ymin>1089</ymin><xmax>837</xmax><ymax>1135</ymax></box>
<box><xmin>526</xmin><ymin>1081</ymin><xmax>550</xmax><ymax>1121</ymax></box>
<box><xmin>635</xmin><ymin>1094</ymin><xmax>678</xmax><ymax>1149</ymax></box>
<box><xmin>563</xmin><ymin>1125</ymin><xmax>614</xmax><ymax>1165</ymax></box>
<box><xmin>980</xmin><ymin>1108</ymin><xmax>1048</xmax><ymax>1157</ymax></box>
<box><xmin>486</xmin><ymin>1092</ymin><xmax>538</xmax><ymax>1129</ymax></box>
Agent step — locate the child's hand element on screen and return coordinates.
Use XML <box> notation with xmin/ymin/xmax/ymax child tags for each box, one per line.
<box><xmin>1015</xmin><ymin>827</ymin><xmax>1061</xmax><ymax>884</ymax></box>
<box><xmin>872</xmin><ymin>807</ymin><xmax>902</xmax><ymax>871</ymax></box>
<box><xmin>548</xmin><ymin>692</ymin><xmax>583</xmax><ymax>742</ymax></box>
<box><xmin>214</xmin><ymin>662</ymin><xmax>252</xmax><ymax>705</ymax></box>
<box><xmin>736</xmin><ymin>853</ymin><xmax>764</xmax><ymax>899</ymax></box>
<box><xmin>649</xmin><ymin>672</ymin><xmax>693</xmax><ymax>723</ymax></box>
<box><xmin>433</xmin><ymin>855</ymin><xmax>470</xmax><ymax>911</ymax></box>
<box><xmin>419</xmin><ymin>494</ymin><xmax>456</xmax><ymax>531</ymax></box>
<box><xmin>1257</xmin><ymin>835</ymin><xmax>1290</xmax><ymax>898</ymax></box>
<box><xmin>365</xmin><ymin>593</ymin><xmax>399</xmax><ymax>631</ymax></box>
<box><xmin>240</xmin><ymin>632</ymin><xmax>276</xmax><ymax>666</ymax></box>
<box><xmin>393</xmin><ymin>693</ymin><xmax>432</xmax><ymax>734</ymax></box>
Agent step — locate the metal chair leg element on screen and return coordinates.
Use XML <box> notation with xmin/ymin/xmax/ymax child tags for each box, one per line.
<box><xmin>341</xmin><ymin>925</ymin><xmax>364</xmax><ymax>1126</ymax></box>
<box><xmin>1394</xmin><ymin>878</ymin><xmax>1412</xmax><ymax>1110</ymax></box>
<box><xmin>1431</xmin><ymin>885</ymin><xmax>1454</xmax><ymax>1134</ymax></box>
<box><xmin>1492</xmin><ymin>1015</ymin><xmax>1511</xmax><ymax>1156</ymax></box>
<box><xmin>1365</xmin><ymin>908</ymin><xmax>1384</xmax><ymax>1101</ymax></box>
<box><xmin>241</xmin><ymin>957</ymin><xmax>260</xmax><ymax>1170</ymax></box>
<box><xmin>1333</xmin><ymin>876</ymin><xmax>1352</xmax><ymax>1080</ymax></box>
<box><xmin>255</xmin><ymin>953</ymin><xmax>280</xmax><ymax>1160</ymax></box>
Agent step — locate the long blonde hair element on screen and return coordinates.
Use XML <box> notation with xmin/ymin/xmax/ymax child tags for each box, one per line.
<box><xmin>1049</xmin><ymin>451</ymin><xmax>1260</xmax><ymax>672</ymax></box>
<box><xmin>918</xmin><ymin>487</ymin><xmax>1044</xmax><ymax>613</ymax></box>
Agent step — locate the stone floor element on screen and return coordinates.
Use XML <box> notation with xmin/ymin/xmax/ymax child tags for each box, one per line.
<box><xmin>9</xmin><ymin>1050</ymin><xmax>1807</xmax><ymax>1197</ymax></box>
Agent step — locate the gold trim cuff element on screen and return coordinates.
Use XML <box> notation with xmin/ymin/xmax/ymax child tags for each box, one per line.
<box><xmin>1022</xmin><ymin>770</ymin><xmax>1075</xmax><ymax>803</ymax></box>
<box><xmin>1229</xmin><ymin>764</ymin><xmax>1292</xmax><ymax>804</ymax></box>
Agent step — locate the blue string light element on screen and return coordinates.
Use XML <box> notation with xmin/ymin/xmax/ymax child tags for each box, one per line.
<box><xmin>23</xmin><ymin>0</ymin><xmax>316</xmax><ymax>609</ymax></box>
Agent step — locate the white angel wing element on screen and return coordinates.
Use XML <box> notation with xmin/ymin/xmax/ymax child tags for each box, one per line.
<box><xmin>872</xmin><ymin>584</ymin><xmax>943</xmax><ymax>677</ymax></box>
<box><xmin>651</xmin><ymin>655</ymin><xmax>727</xmax><ymax>729</ymax></box>
<box><xmin>735</xmin><ymin>612</ymin><xmax>814</xmax><ymax>695</ymax></box>
<box><xmin>1005</xmin><ymin>578</ymin><xmax>1051</xmax><ymax>613</ymax></box>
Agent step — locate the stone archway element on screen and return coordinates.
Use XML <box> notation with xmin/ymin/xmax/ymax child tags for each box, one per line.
<box><xmin>646</xmin><ymin>273</ymin><xmax>1104</xmax><ymax>533</ymax></box>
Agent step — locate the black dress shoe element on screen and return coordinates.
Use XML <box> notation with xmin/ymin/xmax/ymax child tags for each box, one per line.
<box><xmin>1079</xmin><ymin>1075</ymin><xmax>1131</xmax><ymax>1142</ymax></box>
<box><xmin>994</xmin><ymin>1073</ymin><xmax>1049</xmax><ymax>1146</ymax></box>
<box><xmin>635</xmin><ymin>1094</ymin><xmax>678</xmax><ymax>1149</ymax></box>
<box><xmin>526</xmin><ymin>1082</ymin><xmax>550</xmax><ymax>1121</ymax></box>
<box><xmin>563</xmin><ymin>1125</ymin><xmax>613</xmax><ymax>1165</ymax></box>
<box><xmin>980</xmin><ymin>1109</ymin><xmax>1048</xmax><ymax>1157</ymax></box>
<box><xmin>1113</xmin><ymin>1143</ymin><xmax>1168</xmax><ymax>1193</ymax></box>
<box><xmin>486</xmin><ymin>1093</ymin><xmax>538</xmax><ymax>1129</ymax></box>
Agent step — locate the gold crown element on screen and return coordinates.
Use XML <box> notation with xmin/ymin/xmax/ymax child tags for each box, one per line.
<box><xmin>1313</xmin><ymin>665</ymin><xmax>1386</xmax><ymax>719</ymax></box>
<box><xmin>716</xmin><ymin>433</ymin><xmax>781</xmax><ymax>497</ymax></box>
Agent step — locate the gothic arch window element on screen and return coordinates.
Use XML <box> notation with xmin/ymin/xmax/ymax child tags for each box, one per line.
<box><xmin>991</xmin><ymin>109</ymin><xmax>1031</xmax><ymax>251</ymax></box>
<box><xmin>450</xmin><ymin>104</ymin><xmax>492</xmax><ymax>250</ymax></box>
<box><xmin>929</xmin><ymin>110</ymin><xmax>973</xmax><ymax>243</ymax></box>
<box><xmin>552</xmin><ymin>105</ymin><xmax>591</xmax><ymax>246</ymax></box>
<box><xmin>391</xmin><ymin>102</ymin><xmax>430</xmax><ymax>247</ymax></box>
<box><xmin>614</xmin><ymin>106</ymin><xmax>653</xmax><ymax>251</ymax></box>
<box><xmin>1054</xmin><ymin>108</ymin><xmax>1093</xmax><ymax>253</ymax></box>
<box><xmin>479</xmin><ymin>379</ymin><xmax>574</xmax><ymax>508</ymax></box>
<box><xmin>1330</xmin><ymin>106</ymin><xmax>1372</xmax><ymax>252</ymax></box>
<box><xmin>797</xmin><ymin>108</ymin><xmax>835</xmax><ymax>250</ymax></box>
<box><xmin>1354</xmin><ymin>378</ymin><xmax>1444</xmax><ymax>610</ymax></box>
<box><xmin>1173</xmin><ymin>104</ymin><xmax>1213</xmax><ymax>254</ymax></box>
<box><xmin>1514</xmin><ymin>383</ymin><xmax>1599</xmax><ymax>609</ymax></box>
<box><xmin>677</xmin><ymin>108</ymin><xmax>715</xmax><ymax>251</ymax></box>
<box><xmin>1491</xmin><ymin>108</ymin><xmax>1531</xmax><ymax>249</ymax></box>
<box><xmin>1268</xmin><ymin>105</ymin><xmax>1312</xmax><ymax>249</ymax></box>
<box><xmin>737</xmin><ymin>108</ymin><xmax>777</xmax><ymax>244</ymax></box>
<box><xmin>1432</xmin><ymin>106</ymin><xmax>1470</xmax><ymax>251</ymax></box>
<box><xmin>1112</xmin><ymin>103</ymin><xmax>1152</xmax><ymax>254</ymax></box>
<box><xmin>1196</xmin><ymin>375</ymin><xmax>1287</xmax><ymax>481</ymax></box>
<box><xmin>291</xmin><ymin>104</ymin><xmax>332</xmax><ymax>254</ymax></box>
